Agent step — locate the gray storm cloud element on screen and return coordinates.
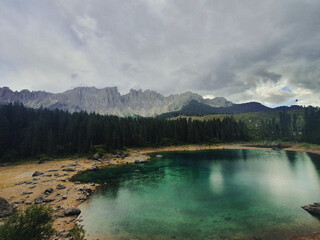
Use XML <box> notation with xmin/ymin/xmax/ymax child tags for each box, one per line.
<box><xmin>0</xmin><ymin>0</ymin><xmax>319</xmax><ymax>106</ymax></box>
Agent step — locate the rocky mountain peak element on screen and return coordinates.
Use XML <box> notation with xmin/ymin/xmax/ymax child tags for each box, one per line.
<box><xmin>0</xmin><ymin>86</ymin><xmax>233</xmax><ymax>117</ymax></box>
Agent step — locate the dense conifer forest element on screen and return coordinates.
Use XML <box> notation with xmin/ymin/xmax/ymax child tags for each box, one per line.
<box><xmin>0</xmin><ymin>103</ymin><xmax>319</xmax><ymax>162</ymax></box>
<box><xmin>0</xmin><ymin>103</ymin><xmax>248</xmax><ymax>161</ymax></box>
<box><xmin>258</xmin><ymin>108</ymin><xmax>320</xmax><ymax>143</ymax></box>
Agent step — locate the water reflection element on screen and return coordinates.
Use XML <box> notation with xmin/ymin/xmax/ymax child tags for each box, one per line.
<box><xmin>209</xmin><ymin>163</ymin><xmax>224</xmax><ymax>194</ymax></box>
<box><xmin>77</xmin><ymin>150</ymin><xmax>320</xmax><ymax>240</ymax></box>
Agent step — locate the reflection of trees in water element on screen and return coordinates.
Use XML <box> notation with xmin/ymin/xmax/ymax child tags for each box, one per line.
<box><xmin>308</xmin><ymin>152</ymin><xmax>320</xmax><ymax>170</ymax></box>
<box><xmin>285</xmin><ymin>151</ymin><xmax>298</xmax><ymax>163</ymax></box>
<box><xmin>241</xmin><ymin>149</ymin><xmax>248</xmax><ymax>161</ymax></box>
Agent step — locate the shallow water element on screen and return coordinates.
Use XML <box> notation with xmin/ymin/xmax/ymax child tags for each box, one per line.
<box><xmin>76</xmin><ymin>149</ymin><xmax>320</xmax><ymax>240</ymax></box>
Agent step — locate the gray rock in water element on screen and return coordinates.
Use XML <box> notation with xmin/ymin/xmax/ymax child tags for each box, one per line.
<box><xmin>32</xmin><ymin>171</ymin><xmax>44</xmax><ymax>177</ymax></box>
<box><xmin>64</xmin><ymin>207</ymin><xmax>81</xmax><ymax>216</ymax></box>
<box><xmin>0</xmin><ymin>197</ymin><xmax>13</xmax><ymax>217</ymax></box>
<box><xmin>155</xmin><ymin>155</ymin><xmax>163</xmax><ymax>159</ymax></box>
<box><xmin>302</xmin><ymin>203</ymin><xmax>320</xmax><ymax>215</ymax></box>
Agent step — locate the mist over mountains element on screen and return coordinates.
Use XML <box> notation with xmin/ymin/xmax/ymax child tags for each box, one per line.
<box><xmin>0</xmin><ymin>86</ymin><xmax>234</xmax><ymax>117</ymax></box>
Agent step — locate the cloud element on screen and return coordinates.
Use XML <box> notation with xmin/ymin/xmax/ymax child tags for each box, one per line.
<box><xmin>0</xmin><ymin>0</ymin><xmax>319</xmax><ymax>106</ymax></box>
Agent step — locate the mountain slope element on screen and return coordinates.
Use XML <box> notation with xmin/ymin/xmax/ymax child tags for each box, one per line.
<box><xmin>159</xmin><ymin>100</ymin><xmax>303</xmax><ymax>118</ymax></box>
<box><xmin>0</xmin><ymin>87</ymin><xmax>233</xmax><ymax>117</ymax></box>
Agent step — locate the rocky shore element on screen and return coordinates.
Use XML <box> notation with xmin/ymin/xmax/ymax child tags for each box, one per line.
<box><xmin>0</xmin><ymin>151</ymin><xmax>150</xmax><ymax>239</ymax></box>
<box><xmin>1</xmin><ymin>143</ymin><xmax>320</xmax><ymax>240</ymax></box>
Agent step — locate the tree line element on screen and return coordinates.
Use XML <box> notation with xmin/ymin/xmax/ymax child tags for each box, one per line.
<box><xmin>0</xmin><ymin>103</ymin><xmax>248</xmax><ymax>161</ymax></box>
<box><xmin>303</xmin><ymin>108</ymin><xmax>320</xmax><ymax>144</ymax></box>
<box><xmin>259</xmin><ymin>111</ymin><xmax>299</xmax><ymax>141</ymax></box>
<box><xmin>258</xmin><ymin>108</ymin><xmax>320</xmax><ymax>144</ymax></box>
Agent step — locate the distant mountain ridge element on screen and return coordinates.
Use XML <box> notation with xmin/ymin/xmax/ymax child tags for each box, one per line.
<box><xmin>0</xmin><ymin>86</ymin><xmax>233</xmax><ymax>117</ymax></box>
<box><xmin>159</xmin><ymin>100</ymin><xmax>304</xmax><ymax>118</ymax></box>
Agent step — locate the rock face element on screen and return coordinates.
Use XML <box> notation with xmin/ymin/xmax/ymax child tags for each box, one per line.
<box><xmin>0</xmin><ymin>86</ymin><xmax>233</xmax><ymax>117</ymax></box>
<box><xmin>0</xmin><ymin>197</ymin><xmax>13</xmax><ymax>218</ymax></box>
<box><xmin>302</xmin><ymin>203</ymin><xmax>320</xmax><ymax>215</ymax></box>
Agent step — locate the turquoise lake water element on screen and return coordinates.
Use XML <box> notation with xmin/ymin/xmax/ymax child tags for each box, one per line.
<box><xmin>75</xmin><ymin>149</ymin><xmax>320</xmax><ymax>240</ymax></box>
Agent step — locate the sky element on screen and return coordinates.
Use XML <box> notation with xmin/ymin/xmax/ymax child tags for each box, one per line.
<box><xmin>1</xmin><ymin>0</ymin><xmax>320</xmax><ymax>107</ymax></box>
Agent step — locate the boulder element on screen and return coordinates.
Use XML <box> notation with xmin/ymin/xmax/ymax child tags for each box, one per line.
<box><xmin>155</xmin><ymin>155</ymin><xmax>163</xmax><ymax>159</ymax></box>
<box><xmin>34</xmin><ymin>195</ymin><xmax>45</xmax><ymax>204</ymax></box>
<box><xmin>0</xmin><ymin>197</ymin><xmax>13</xmax><ymax>217</ymax></box>
<box><xmin>0</xmin><ymin>163</ymin><xmax>8</xmax><ymax>167</ymax></box>
<box><xmin>302</xmin><ymin>203</ymin><xmax>320</xmax><ymax>215</ymax></box>
<box><xmin>56</xmin><ymin>184</ymin><xmax>66</xmax><ymax>190</ymax></box>
<box><xmin>34</xmin><ymin>195</ymin><xmax>54</xmax><ymax>204</ymax></box>
<box><xmin>32</xmin><ymin>171</ymin><xmax>44</xmax><ymax>177</ymax></box>
<box><xmin>64</xmin><ymin>207</ymin><xmax>81</xmax><ymax>216</ymax></box>
<box><xmin>44</xmin><ymin>188</ymin><xmax>53</xmax><ymax>195</ymax></box>
<box><xmin>86</xmin><ymin>165</ymin><xmax>99</xmax><ymax>171</ymax></box>
<box><xmin>93</xmin><ymin>153</ymin><xmax>100</xmax><ymax>160</ymax></box>
<box><xmin>271</xmin><ymin>141</ymin><xmax>282</xmax><ymax>150</ymax></box>
<box><xmin>135</xmin><ymin>158</ymin><xmax>147</xmax><ymax>164</ymax></box>
<box><xmin>62</xmin><ymin>168</ymin><xmax>76</xmax><ymax>172</ymax></box>
<box><xmin>22</xmin><ymin>192</ymin><xmax>33</xmax><ymax>195</ymax></box>
<box><xmin>38</xmin><ymin>158</ymin><xmax>48</xmax><ymax>164</ymax></box>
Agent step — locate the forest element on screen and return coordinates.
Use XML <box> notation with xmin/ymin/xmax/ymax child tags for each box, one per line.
<box><xmin>1</xmin><ymin>103</ymin><xmax>319</xmax><ymax>162</ymax></box>
<box><xmin>259</xmin><ymin>108</ymin><xmax>320</xmax><ymax>143</ymax></box>
<box><xmin>0</xmin><ymin>103</ymin><xmax>248</xmax><ymax>161</ymax></box>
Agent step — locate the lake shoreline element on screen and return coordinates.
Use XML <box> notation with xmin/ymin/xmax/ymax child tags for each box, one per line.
<box><xmin>1</xmin><ymin>143</ymin><xmax>320</xmax><ymax>239</ymax></box>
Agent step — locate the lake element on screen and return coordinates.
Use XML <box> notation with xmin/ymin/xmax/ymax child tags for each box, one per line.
<box><xmin>75</xmin><ymin>149</ymin><xmax>320</xmax><ymax>239</ymax></box>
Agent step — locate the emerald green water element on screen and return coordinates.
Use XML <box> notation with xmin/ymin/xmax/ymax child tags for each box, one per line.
<box><xmin>76</xmin><ymin>150</ymin><xmax>320</xmax><ymax>240</ymax></box>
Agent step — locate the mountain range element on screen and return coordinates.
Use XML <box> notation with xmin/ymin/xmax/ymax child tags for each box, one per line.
<box><xmin>0</xmin><ymin>86</ymin><xmax>301</xmax><ymax>117</ymax></box>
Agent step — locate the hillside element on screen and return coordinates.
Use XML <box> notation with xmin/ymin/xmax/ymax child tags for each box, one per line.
<box><xmin>159</xmin><ymin>100</ymin><xmax>304</xmax><ymax>118</ymax></box>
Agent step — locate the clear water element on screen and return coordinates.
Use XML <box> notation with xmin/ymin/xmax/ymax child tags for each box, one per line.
<box><xmin>75</xmin><ymin>150</ymin><xmax>320</xmax><ymax>240</ymax></box>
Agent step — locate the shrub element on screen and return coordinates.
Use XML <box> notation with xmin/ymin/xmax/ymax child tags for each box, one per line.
<box><xmin>0</xmin><ymin>205</ymin><xmax>55</xmax><ymax>240</ymax></box>
<box><xmin>70</xmin><ymin>223</ymin><xmax>85</xmax><ymax>240</ymax></box>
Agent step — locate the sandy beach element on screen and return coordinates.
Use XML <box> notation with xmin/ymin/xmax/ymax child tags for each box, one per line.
<box><xmin>1</xmin><ymin>143</ymin><xmax>320</xmax><ymax>239</ymax></box>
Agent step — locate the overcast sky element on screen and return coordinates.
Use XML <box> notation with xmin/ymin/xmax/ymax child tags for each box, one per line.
<box><xmin>1</xmin><ymin>0</ymin><xmax>320</xmax><ymax>106</ymax></box>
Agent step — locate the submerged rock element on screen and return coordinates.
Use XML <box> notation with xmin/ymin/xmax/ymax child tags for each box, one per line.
<box><xmin>155</xmin><ymin>155</ymin><xmax>163</xmax><ymax>159</ymax></box>
<box><xmin>302</xmin><ymin>203</ymin><xmax>320</xmax><ymax>215</ymax></box>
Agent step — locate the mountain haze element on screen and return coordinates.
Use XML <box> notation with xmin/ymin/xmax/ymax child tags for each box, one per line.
<box><xmin>0</xmin><ymin>87</ymin><xmax>232</xmax><ymax>117</ymax></box>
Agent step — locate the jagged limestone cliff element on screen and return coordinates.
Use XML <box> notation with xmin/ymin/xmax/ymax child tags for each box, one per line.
<box><xmin>0</xmin><ymin>86</ymin><xmax>233</xmax><ymax>117</ymax></box>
